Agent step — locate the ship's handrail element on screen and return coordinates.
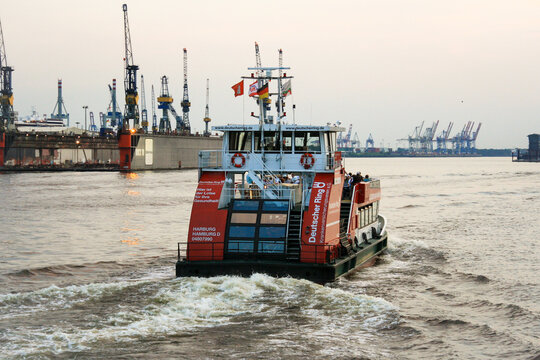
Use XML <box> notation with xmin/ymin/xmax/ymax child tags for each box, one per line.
<box><xmin>177</xmin><ymin>240</ymin><xmax>341</xmax><ymax>263</ymax></box>
<box><xmin>199</xmin><ymin>149</ymin><xmax>223</xmax><ymax>168</ymax></box>
<box><xmin>221</xmin><ymin>184</ymin><xmax>301</xmax><ymax>205</ymax></box>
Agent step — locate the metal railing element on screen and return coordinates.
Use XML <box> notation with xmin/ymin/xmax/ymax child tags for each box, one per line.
<box><xmin>199</xmin><ymin>150</ymin><xmax>223</xmax><ymax>168</ymax></box>
<box><xmin>177</xmin><ymin>240</ymin><xmax>342</xmax><ymax>263</ymax></box>
<box><xmin>220</xmin><ymin>184</ymin><xmax>302</xmax><ymax>208</ymax></box>
<box><xmin>199</xmin><ymin>149</ymin><xmax>343</xmax><ymax>171</ymax></box>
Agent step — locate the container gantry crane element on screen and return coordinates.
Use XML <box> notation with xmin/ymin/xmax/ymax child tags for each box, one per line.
<box><xmin>203</xmin><ymin>78</ymin><xmax>211</xmax><ymax>136</ymax></box>
<box><xmin>0</xmin><ymin>18</ymin><xmax>15</xmax><ymax>131</ymax></box>
<box><xmin>366</xmin><ymin>133</ymin><xmax>375</xmax><ymax>150</ymax></box>
<box><xmin>436</xmin><ymin>122</ymin><xmax>453</xmax><ymax>153</ymax></box>
<box><xmin>140</xmin><ymin>74</ymin><xmax>148</xmax><ymax>133</ymax></box>
<box><xmin>179</xmin><ymin>48</ymin><xmax>191</xmax><ymax>133</ymax></box>
<box><xmin>122</xmin><ymin>4</ymin><xmax>140</xmax><ymax>132</ymax></box>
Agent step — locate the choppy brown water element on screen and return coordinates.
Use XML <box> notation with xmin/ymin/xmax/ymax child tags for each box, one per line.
<box><xmin>0</xmin><ymin>157</ymin><xmax>539</xmax><ymax>359</ymax></box>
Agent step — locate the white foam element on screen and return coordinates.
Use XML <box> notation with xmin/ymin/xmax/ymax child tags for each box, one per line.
<box><xmin>1</xmin><ymin>274</ymin><xmax>400</xmax><ymax>357</ymax></box>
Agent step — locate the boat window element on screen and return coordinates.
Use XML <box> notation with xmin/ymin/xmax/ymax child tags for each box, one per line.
<box><xmin>254</xmin><ymin>132</ymin><xmax>261</xmax><ymax>152</ymax></box>
<box><xmin>231</xmin><ymin>213</ymin><xmax>258</xmax><ymax>224</ymax></box>
<box><xmin>282</xmin><ymin>131</ymin><xmax>292</xmax><ymax>153</ymax></box>
<box><xmin>260</xmin><ymin>213</ymin><xmax>287</xmax><ymax>224</ymax></box>
<box><xmin>228</xmin><ymin>240</ymin><xmax>254</xmax><ymax>253</ymax></box>
<box><xmin>228</xmin><ymin>131</ymin><xmax>252</xmax><ymax>152</ymax></box>
<box><xmin>373</xmin><ymin>201</ymin><xmax>379</xmax><ymax>216</ymax></box>
<box><xmin>359</xmin><ymin>209</ymin><xmax>364</xmax><ymax>228</ymax></box>
<box><xmin>259</xmin><ymin>226</ymin><xmax>286</xmax><ymax>238</ymax></box>
<box><xmin>263</xmin><ymin>131</ymin><xmax>280</xmax><ymax>152</ymax></box>
<box><xmin>262</xmin><ymin>201</ymin><xmax>289</xmax><ymax>211</ymax></box>
<box><xmin>233</xmin><ymin>200</ymin><xmax>259</xmax><ymax>211</ymax></box>
<box><xmin>325</xmin><ymin>132</ymin><xmax>336</xmax><ymax>153</ymax></box>
<box><xmin>258</xmin><ymin>241</ymin><xmax>285</xmax><ymax>253</ymax></box>
<box><xmin>294</xmin><ymin>131</ymin><xmax>321</xmax><ymax>153</ymax></box>
<box><xmin>228</xmin><ymin>226</ymin><xmax>255</xmax><ymax>238</ymax></box>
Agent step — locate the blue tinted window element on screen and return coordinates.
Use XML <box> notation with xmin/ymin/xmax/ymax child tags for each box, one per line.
<box><xmin>233</xmin><ymin>201</ymin><xmax>259</xmax><ymax>211</ymax></box>
<box><xmin>258</xmin><ymin>241</ymin><xmax>285</xmax><ymax>253</ymax></box>
<box><xmin>229</xmin><ymin>226</ymin><xmax>255</xmax><ymax>238</ymax></box>
<box><xmin>262</xmin><ymin>201</ymin><xmax>288</xmax><ymax>211</ymax></box>
<box><xmin>228</xmin><ymin>240</ymin><xmax>254</xmax><ymax>253</ymax></box>
<box><xmin>259</xmin><ymin>226</ymin><xmax>286</xmax><ymax>238</ymax></box>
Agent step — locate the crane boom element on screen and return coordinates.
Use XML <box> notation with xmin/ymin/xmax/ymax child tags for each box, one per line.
<box><xmin>179</xmin><ymin>48</ymin><xmax>191</xmax><ymax>132</ymax></box>
<box><xmin>140</xmin><ymin>74</ymin><xmax>148</xmax><ymax>132</ymax></box>
<box><xmin>122</xmin><ymin>4</ymin><xmax>140</xmax><ymax>131</ymax></box>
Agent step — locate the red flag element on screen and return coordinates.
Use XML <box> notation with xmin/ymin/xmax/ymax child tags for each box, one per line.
<box><xmin>231</xmin><ymin>80</ymin><xmax>244</xmax><ymax>97</ymax></box>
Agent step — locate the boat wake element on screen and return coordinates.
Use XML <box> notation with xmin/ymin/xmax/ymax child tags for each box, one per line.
<box><xmin>0</xmin><ymin>273</ymin><xmax>399</xmax><ymax>357</ymax></box>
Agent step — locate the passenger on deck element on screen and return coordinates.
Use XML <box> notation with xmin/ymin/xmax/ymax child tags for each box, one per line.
<box><xmin>344</xmin><ymin>172</ymin><xmax>352</xmax><ymax>197</ymax></box>
<box><xmin>363</xmin><ymin>174</ymin><xmax>371</xmax><ymax>182</ymax></box>
<box><xmin>352</xmin><ymin>172</ymin><xmax>363</xmax><ymax>185</ymax></box>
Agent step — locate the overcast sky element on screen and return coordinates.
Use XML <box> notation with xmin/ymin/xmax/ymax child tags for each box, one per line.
<box><xmin>2</xmin><ymin>0</ymin><xmax>539</xmax><ymax>148</ymax></box>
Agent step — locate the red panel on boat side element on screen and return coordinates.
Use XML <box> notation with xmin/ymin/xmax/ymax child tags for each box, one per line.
<box><xmin>118</xmin><ymin>133</ymin><xmax>131</xmax><ymax>170</ymax></box>
<box><xmin>187</xmin><ymin>171</ymin><xmax>227</xmax><ymax>261</ymax></box>
<box><xmin>0</xmin><ymin>133</ymin><xmax>5</xmax><ymax>166</ymax></box>
<box><xmin>300</xmin><ymin>172</ymin><xmax>341</xmax><ymax>264</ymax></box>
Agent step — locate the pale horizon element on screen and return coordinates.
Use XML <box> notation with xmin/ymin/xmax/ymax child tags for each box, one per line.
<box><xmin>2</xmin><ymin>0</ymin><xmax>539</xmax><ymax>148</ymax></box>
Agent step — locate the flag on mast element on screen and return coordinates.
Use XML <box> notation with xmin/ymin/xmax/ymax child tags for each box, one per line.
<box><xmin>248</xmin><ymin>81</ymin><xmax>258</xmax><ymax>97</ymax></box>
<box><xmin>282</xmin><ymin>79</ymin><xmax>292</xmax><ymax>97</ymax></box>
<box><xmin>231</xmin><ymin>80</ymin><xmax>244</xmax><ymax>97</ymax></box>
<box><xmin>257</xmin><ymin>83</ymin><xmax>269</xmax><ymax>99</ymax></box>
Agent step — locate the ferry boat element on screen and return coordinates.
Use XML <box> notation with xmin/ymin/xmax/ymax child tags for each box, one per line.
<box><xmin>175</xmin><ymin>54</ymin><xmax>388</xmax><ymax>283</ymax></box>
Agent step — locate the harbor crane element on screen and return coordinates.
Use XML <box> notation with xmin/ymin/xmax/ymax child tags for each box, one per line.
<box><xmin>179</xmin><ymin>48</ymin><xmax>191</xmax><ymax>132</ymax></box>
<box><xmin>51</xmin><ymin>80</ymin><xmax>69</xmax><ymax>126</ymax></box>
<box><xmin>89</xmin><ymin>111</ymin><xmax>97</xmax><ymax>132</ymax></box>
<box><xmin>157</xmin><ymin>75</ymin><xmax>182</xmax><ymax>133</ymax></box>
<box><xmin>469</xmin><ymin>122</ymin><xmax>482</xmax><ymax>151</ymax></box>
<box><xmin>404</xmin><ymin>121</ymin><xmax>424</xmax><ymax>152</ymax></box>
<box><xmin>140</xmin><ymin>74</ymin><xmax>148</xmax><ymax>133</ymax></box>
<box><xmin>436</xmin><ymin>122</ymin><xmax>453</xmax><ymax>154</ymax></box>
<box><xmin>105</xmin><ymin>79</ymin><xmax>122</xmax><ymax>130</ymax></box>
<box><xmin>151</xmin><ymin>84</ymin><xmax>157</xmax><ymax>133</ymax></box>
<box><xmin>0</xmin><ymin>18</ymin><xmax>15</xmax><ymax>131</ymax></box>
<box><xmin>352</xmin><ymin>132</ymin><xmax>360</xmax><ymax>151</ymax></box>
<box><xmin>366</xmin><ymin>133</ymin><xmax>375</xmax><ymax>150</ymax></box>
<box><xmin>420</xmin><ymin>120</ymin><xmax>439</xmax><ymax>153</ymax></box>
<box><xmin>203</xmin><ymin>78</ymin><xmax>211</xmax><ymax>136</ymax></box>
<box><xmin>122</xmin><ymin>4</ymin><xmax>140</xmax><ymax>132</ymax></box>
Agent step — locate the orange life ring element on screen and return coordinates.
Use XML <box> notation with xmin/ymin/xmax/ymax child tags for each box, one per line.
<box><xmin>231</xmin><ymin>153</ymin><xmax>246</xmax><ymax>168</ymax></box>
<box><xmin>300</xmin><ymin>152</ymin><xmax>315</xmax><ymax>169</ymax></box>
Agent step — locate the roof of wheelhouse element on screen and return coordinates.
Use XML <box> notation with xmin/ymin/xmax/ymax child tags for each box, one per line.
<box><xmin>213</xmin><ymin>124</ymin><xmax>344</xmax><ymax>133</ymax></box>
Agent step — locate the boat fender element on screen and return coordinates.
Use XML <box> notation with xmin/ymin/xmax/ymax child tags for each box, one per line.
<box><xmin>362</xmin><ymin>232</ymin><xmax>369</xmax><ymax>243</ymax></box>
<box><xmin>371</xmin><ymin>226</ymin><xmax>378</xmax><ymax>239</ymax></box>
<box><xmin>354</xmin><ymin>236</ymin><xmax>360</xmax><ymax>248</ymax></box>
<box><xmin>300</xmin><ymin>153</ymin><xmax>315</xmax><ymax>169</ymax></box>
<box><xmin>231</xmin><ymin>153</ymin><xmax>246</xmax><ymax>168</ymax></box>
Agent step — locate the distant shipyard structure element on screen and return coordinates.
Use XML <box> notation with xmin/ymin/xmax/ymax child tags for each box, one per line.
<box><xmin>0</xmin><ymin>4</ymin><xmax>221</xmax><ymax>171</ymax></box>
<box><xmin>512</xmin><ymin>134</ymin><xmax>539</xmax><ymax>162</ymax></box>
<box><xmin>337</xmin><ymin>120</ymin><xmax>483</xmax><ymax>157</ymax></box>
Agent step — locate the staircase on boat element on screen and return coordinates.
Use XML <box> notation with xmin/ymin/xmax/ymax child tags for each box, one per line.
<box><xmin>339</xmin><ymin>200</ymin><xmax>353</xmax><ymax>255</ymax></box>
<box><xmin>286</xmin><ymin>209</ymin><xmax>302</xmax><ymax>260</ymax></box>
